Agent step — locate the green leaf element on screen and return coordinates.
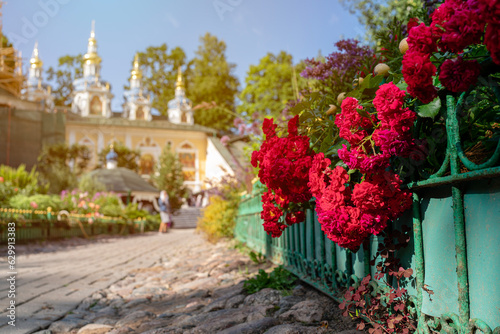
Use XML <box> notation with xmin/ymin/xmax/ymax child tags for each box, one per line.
<box><xmin>417</xmin><ymin>97</ymin><xmax>441</xmax><ymax>118</ymax></box>
<box><xmin>319</xmin><ymin>128</ymin><xmax>334</xmax><ymax>154</ymax></box>
<box><xmin>368</xmin><ymin>75</ymin><xmax>384</xmax><ymax>89</ymax></box>
<box><xmin>395</xmin><ymin>81</ymin><xmax>408</xmax><ymax>91</ymax></box>
<box><xmin>355</xmin><ymin>108</ymin><xmax>372</xmax><ymax>120</ymax></box>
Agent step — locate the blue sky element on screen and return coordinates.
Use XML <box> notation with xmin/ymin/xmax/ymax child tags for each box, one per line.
<box><xmin>3</xmin><ymin>0</ymin><xmax>365</xmax><ymax>110</ymax></box>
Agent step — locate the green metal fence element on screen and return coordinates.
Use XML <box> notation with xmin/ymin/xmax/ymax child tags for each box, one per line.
<box><xmin>235</xmin><ymin>94</ymin><xmax>500</xmax><ymax>333</ymax></box>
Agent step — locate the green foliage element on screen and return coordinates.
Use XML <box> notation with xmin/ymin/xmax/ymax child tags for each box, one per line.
<box><xmin>94</xmin><ymin>193</ymin><xmax>123</xmax><ymax>217</ymax></box>
<box><xmin>0</xmin><ymin>165</ymin><xmax>43</xmax><ymax>206</ymax></box>
<box><xmin>238</xmin><ymin>51</ymin><xmax>306</xmax><ymax>121</ymax></box>
<box><xmin>243</xmin><ymin>266</ymin><xmax>296</xmax><ymax>295</ymax></box>
<box><xmin>152</xmin><ymin>145</ymin><xmax>187</xmax><ymax>213</ymax></box>
<box><xmin>123</xmin><ymin>203</ymin><xmax>149</xmax><ymax>220</ymax></box>
<box><xmin>197</xmin><ymin>175</ymin><xmax>244</xmax><ymax>242</ymax></box>
<box><xmin>36</xmin><ymin>143</ymin><xmax>91</xmax><ymax>194</ymax></box>
<box><xmin>190</xmin><ymin>33</ymin><xmax>240</xmax><ymax>131</ymax></box>
<box><xmin>339</xmin><ymin>0</ymin><xmax>423</xmax><ymax>43</ymax></box>
<box><xmin>197</xmin><ymin>196</ymin><xmax>238</xmax><ymax>242</ymax></box>
<box><xmin>97</xmin><ymin>142</ymin><xmax>141</xmax><ymax>172</ymax></box>
<box><xmin>46</xmin><ymin>54</ymin><xmax>83</xmax><ymax>106</ymax></box>
<box><xmin>133</xmin><ymin>44</ymin><xmax>190</xmax><ymax>114</ymax></box>
<box><xmin>78</xmin><ymin>174</ymin><xmax>106</xmax><ymax>197</ymax></box>
<box><xmin>249</xmin><ymin>251</ymin><xmax>266</xmax><ymax>264</ymax></box>
<box><xmin>9</xmin><ymin>194</ymin><xmax>63</xmax><ymax>211</ymax></box>
<box><xmin>417</xmin><ymin>97</ymin><xmax>441</xmax><ymax>119</ymax></box>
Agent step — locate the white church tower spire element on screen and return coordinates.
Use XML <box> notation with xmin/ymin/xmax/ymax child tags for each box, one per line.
<box><xmin>71</xmin><ymin>20</ymin><xmax>113</xmax><ymax>118</ymax></box>
<box><xmin>83</xmin><ymin>20</ymin><xmax>101</xmax><ymax>79</ymax></box>
<box><xmin>23</xmin><ymin>42</ymin><xmax>54</xmax><ymax>110</ymax></box>
<box><xmin>167</xmin><ymin>67</ymin><xmax>193</xmax><ymax>124</ymax></box>
<box><xmin>123</xmin><ymin>53</ymin><xmax>152</xmax><ymax>121</ymax></box>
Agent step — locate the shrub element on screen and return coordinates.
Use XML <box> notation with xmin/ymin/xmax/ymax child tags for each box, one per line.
<box><xmin>197</xmin><ymin>174</ymin><xmax>245</xmax><ymax>242</ymax></box>
<box><xmin>78</xmin><ymin>174</ymin><xmax>106</xmax><ymax>197</ymax></box>
<box><xmin>197</xmin><ymin>196</ymin><xmax>238</xmax><ymax>242</ymax></box>
<box><xmin>8</xmin><ymin>194</ymin><xmax>64</xmax><ymax>211</ymax></box>
<box><xmin>243</xmin><ymin>266</ymin><xmax>296</xmax><ymax>294</ymax></box>
<box><xmin>0</xmin><ymin>165</ymin><xmax>43</xmax><ymax>206</ymax></box>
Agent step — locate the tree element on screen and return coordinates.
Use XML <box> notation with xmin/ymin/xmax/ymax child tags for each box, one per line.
<box><xmin>190</xmin><ymin>33</ymin><xmax>239</xmax><ymax>131</ymax></box>
<box><xmin>152</xmin><ymin>145</ymin><xmax>187</xmax><ymax>213</ymax></box>
<box><xmin>238</xmin><ymin>51</ymin><xmax>306</xmax><ymax>121</ymax></box>
<box><xmin>132</xmin><ymin>44</ymin><xmax>191</xmax><ymax>114</ymax></box>
<box><xmin>46</xmin><ymin>54</ymin><xmax>83</xmax><ymax>106</ymax></box>
<box><xmin>36</xmin><ymin>143</ymin><xmax>91</xmax><ymax>194</ymax></box>
<box><xmin>97</xmin><ymin>142</ymin><xmax>141</xmax><ymax>172</ymax></box>
<box><xmin>339</xmin><ymin>0</ymin><xmax>423</xmax><ymax>42</ymax></box>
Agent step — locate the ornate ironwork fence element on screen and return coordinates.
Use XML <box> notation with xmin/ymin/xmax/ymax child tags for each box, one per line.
<box><xmin>235</xmin><ymin>94</ymin><xmax>500</xmax><ymax>333</ymax></box>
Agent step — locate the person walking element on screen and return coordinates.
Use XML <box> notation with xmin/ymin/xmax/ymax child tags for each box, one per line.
<box><xmin>158</xmin><ymin>190</ymin><xmax>171</xmax><ymax>234</ymax></box>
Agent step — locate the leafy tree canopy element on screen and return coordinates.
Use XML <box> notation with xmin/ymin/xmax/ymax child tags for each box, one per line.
<box><xmin>238</xmin><ymin>51</ymin><xmax>306</xmax><ymax>121</ymax></box>
<box><xmin>152</xmin><ymin>145</ymin><xmax>187</xmax><ymax>213</ymax></box>
<box><xmin>131</xmin><ymin>44</ymin><xmax>191</xmax><ymax>114</ymax></box>
<box><xmin>339</xmin><ymin>0</ymin><xmax>423</xmax><ymax>42</ymax></box>
<box><xmin>190</xmin><ymin>33</ymin><xmax>239</xmax><ymax>131</ymax></box>
<box><xmin>36</xmin><ymin>143</ymin><xmax>90</xmax><ymax>194</ymax></box>
<box><xmin>46</xmin><ymin>54</ymin><xmax>83</xmax><ymax>106</ymax></box>
<box><xmin>98</xmin><ymin>141</ymin><xmax>141</xmax><ymax>172</ymax></box>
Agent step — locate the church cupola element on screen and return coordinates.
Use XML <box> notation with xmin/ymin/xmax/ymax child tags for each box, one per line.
<box><xmin>71</xmin><ymin>20</ymin><xmax>113</xmax><ymax>118</ymax></box>
<box><xmin>167</xmin><ymin>67</ymin><xmax>194</xmax><ymax>125</ymax></box>
<box><xmin>83</xmin><ymin>20</ymin><xmax>102</xmax><ymax>79</ymax></box>
<box><xmin>28</xmin><ymin>41</ymin><xmax>43</xmax><ymax>87</ymax></box>
<box><xmin>130</xmin><ymin>54</ymin><xmax>142</xmax><ymax>90</ymax></box>
<box><xmin>106</xmin><ymin>146</ymin><xmax>118</xmax><ymax>169</ymax></box>
<box><xmin>23</xmin><ymin>42</ymin><xmax>54</xmax><ymax>110</ymax></box>
<box><xmin>123</xmin><ymin>53</ymin><xmax>152</xmax><ymax>121</ymax></box>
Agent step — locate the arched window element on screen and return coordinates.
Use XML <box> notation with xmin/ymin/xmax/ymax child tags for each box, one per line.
<box><xmin>140</xmin><ymin>154</ymin><xmax>155</xmax><ymax>175</ymax></box>
<box><xmin>177</xmin><ymin>141</ymin><xmax>197</xmax><ymax>181</ymax></box>
<box><xmin>136</xmin><ymin>106</ymin><xmax>144</xmax><ymax>120</ymax></box>
<box><xmin>181</xmin><ymin>111</ymin><xmax>187</xmax><ymax>123</ymax></box>
<box><xmin>90</xmin><ymin>96</ymin><xmax>102</xmax><ymax>115</ymax></box>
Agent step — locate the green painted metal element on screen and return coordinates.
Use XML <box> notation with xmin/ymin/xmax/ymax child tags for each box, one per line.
<box><xmin>235</xmin><ymin>93</ymin><xmax>500</xmax><ymax>332</ymax></box>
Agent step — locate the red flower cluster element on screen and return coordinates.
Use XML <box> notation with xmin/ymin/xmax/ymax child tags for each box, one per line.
<box><xmin>431</xmin><ymin>0</ymin><xmax>484</xmax><ymax>53</ymax></box>
<box><xmin>470</xmin><ymin>0</ymin><xmax>500</xmax><ymax>64</ymax></box>
<box><xmin>310</xmin><ymin>85</ymin><xmax>414</xmax><ymax>251</ymax></box>
<box><xmin>251</xmin><ymin>115</ymin><xmax>314</xmax><ymax>237</ymax></box>
<box><xmin>308</xmin><ymin>153</ymin><xmax>411</xmax><ymax>251</ymax></box>
<box><xmin>403</xmin><ymin>0</ymin><xmax>500</xmax><ymax>101</ymax></box>
<box><xmin>403</xmin><ymin>22</ymin><xmax>438</xmax><ymax>103</ymax></box>
<box><xmin>439</xmin><ymin>56</ymin><xmax>481</xmax><ymax>92</ymax></box>
<box><xmin>334</xmin><ymin>97</ymin><xmax>375</xmax><ymax>147</ymax></box>
<box><xmin>337</xmin><ymin>85</ymin><xmax>417</xmax><ymax>174</ymax></box>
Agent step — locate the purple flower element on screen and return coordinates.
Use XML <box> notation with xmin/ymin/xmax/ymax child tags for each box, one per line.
<box><xmin>301</xmin><ymin>39</ymin><xmax>374</xmax><ymax>82</ymax></box>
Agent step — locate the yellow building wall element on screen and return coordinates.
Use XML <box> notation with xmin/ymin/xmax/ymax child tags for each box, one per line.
<box><xmin>66</xmin><ymin>122</ymin><xmax>208</xmax><ymax>190</ymax></box>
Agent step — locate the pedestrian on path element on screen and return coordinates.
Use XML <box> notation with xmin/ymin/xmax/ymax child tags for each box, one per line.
<box><xmin>158</xmin><ymin>190</ymin><xmax>171</xmax><ymax>233</ymax></box>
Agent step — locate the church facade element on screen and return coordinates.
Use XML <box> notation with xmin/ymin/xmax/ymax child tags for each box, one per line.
<box><xmin>24</xmin><ymin>22</ymin><xmax>236</xmax><ymax>193</ymax></box>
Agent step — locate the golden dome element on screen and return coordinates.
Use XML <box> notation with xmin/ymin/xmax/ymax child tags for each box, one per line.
<box><xmin>131</xmin><ymin>53</ymin><xmax>142</xmax><ymax>80</ymax></box>
<box><xmin>30</xmin><ymin>42</ymin><xmax>43</xmax><ymax>69</ymax></box>
<box><xmin>83</xmin><ymin>51</ymin><xmax>101</xmax><ymax>65</ymax></box>
<box><xmin>176</xmin><ymin>66</ymin><xmax>184</xmax><ymax>89</ymax></box>
<box><xmin>83</xmin><ymin>20</ymin><xmax>101</xmax><ymax>65</ymax></box>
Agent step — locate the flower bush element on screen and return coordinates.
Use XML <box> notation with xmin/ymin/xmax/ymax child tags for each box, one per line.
<box><xmin>251</xmin><ymin>115</ymin><xmax>315</xmax><ymax>237</ymax></box>
<box><xmin>249</xmin><ymin>0</ymin><xmax>499</xmax><ymax>331</ymax></box>
<box><xmin>251</xmin><ymin>0</ymin><xmax>500</xmax><ymax>252</ymax></box>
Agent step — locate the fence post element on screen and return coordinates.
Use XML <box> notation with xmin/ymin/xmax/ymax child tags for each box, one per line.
<box><xmin>447</xmin><ymin>95</ymin><xmax>470</xmax><ymax>333</ymax></box>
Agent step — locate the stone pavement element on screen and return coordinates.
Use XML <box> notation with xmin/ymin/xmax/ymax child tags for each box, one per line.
<box><xmin>1</xmin><ymin>229</ymin><xmax>364</xmax><ymax>334</ymax></box>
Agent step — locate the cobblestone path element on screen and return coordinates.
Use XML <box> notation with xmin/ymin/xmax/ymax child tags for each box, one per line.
<box><xmin>0</xmin><ymin>230</ymin><xmax>197</xmax><ymax>334</ymax></box>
